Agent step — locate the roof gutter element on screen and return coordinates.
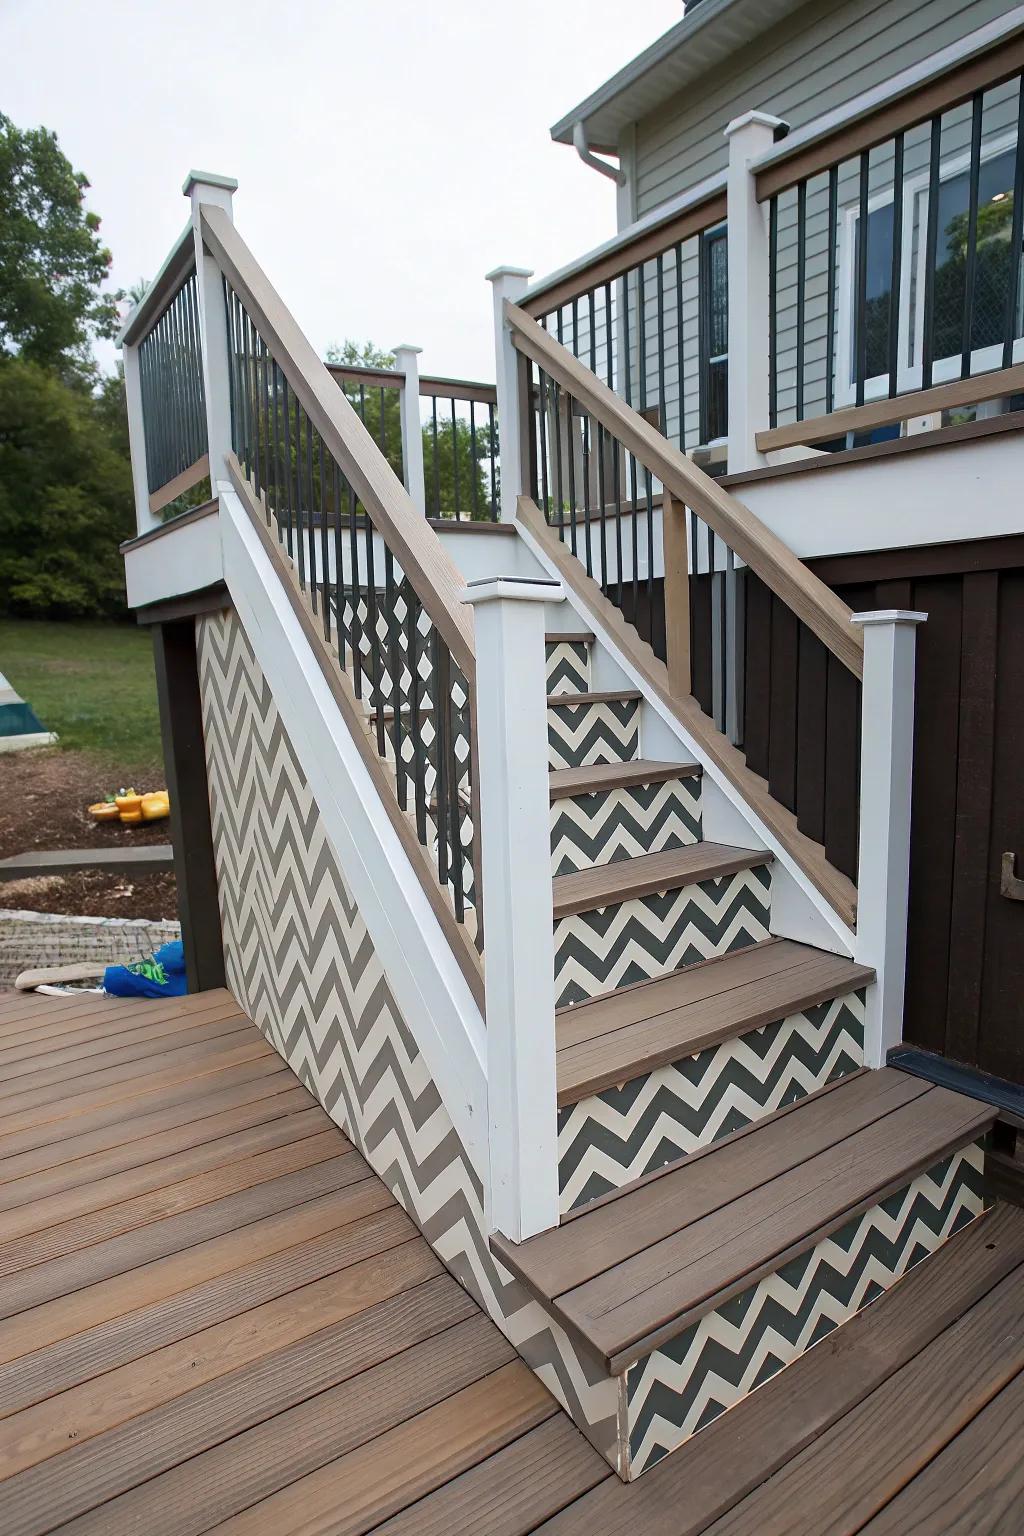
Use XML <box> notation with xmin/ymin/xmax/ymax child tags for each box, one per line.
<box><xmin>572</xmin><ymin>122</ymin><xmax>626</xmax><ymax>186</ymax></box>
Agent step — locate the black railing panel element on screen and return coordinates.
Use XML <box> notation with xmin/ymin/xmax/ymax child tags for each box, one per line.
<box><xmin>138</xmin><ymin>265</ymin><xmax>208</xmax><ymax>495</ymax></box>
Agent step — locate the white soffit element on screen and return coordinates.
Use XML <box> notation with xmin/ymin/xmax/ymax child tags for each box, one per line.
<box><xmin>550</xmin><ymin>0</ymin><xmax>809</xmax><ymax>151</ymax></box>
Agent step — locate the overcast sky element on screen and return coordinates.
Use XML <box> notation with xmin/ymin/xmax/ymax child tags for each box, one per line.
<box><xmin>2</xmin><ymin>0</ymin><xmax>680</xmax><ymax>379</ymax></box>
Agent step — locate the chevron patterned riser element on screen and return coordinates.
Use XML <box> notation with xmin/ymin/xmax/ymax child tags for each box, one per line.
<box><xmin>195</xmin><ymin>607</ymin><xmax>621</xmax><ymax>1470</ymax></box>
<box><xmin>623</xmin><ymin>1140</ymin><xmax>988</xmax><ymax>1478</ymax></box>
<box><xmin>548</xmin><ymin>699</ymin><xmax>640</xmax><ymax>770</ymax></box>
<box><xmin>546</xmin><ymin>640</ymin><xmax>591</xmax><ymax>696</ymax></box>
<box><xmin>557</xmin><ymin>991</ymin><xmax>866</xmax><ymax>1213</ymax></box>
<box><xmin>553</xmin><ymin>864</ymin><xmax>772</xmax><ymax>1007</ymax></box>
<box><xmin>550</xmin><ymin>779</ymin><xmax>702</xmax><ymax>878</ymax></box>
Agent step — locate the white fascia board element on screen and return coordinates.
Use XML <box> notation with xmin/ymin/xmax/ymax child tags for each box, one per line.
<box><xmin>123</xmin><ymin>509</ymin><xmax>224</xmax><ymax>609</ymax></box>
<box><xmin>217</xmin><ymin>486</ymin><xmax>488</xmax><ymax>1176</ymax></box>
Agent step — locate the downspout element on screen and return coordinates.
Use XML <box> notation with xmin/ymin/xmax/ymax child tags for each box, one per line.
<box><xmin>572</xmin><ymin>122</ymin><xmax>626</xmax><ymax>186</ymax></box>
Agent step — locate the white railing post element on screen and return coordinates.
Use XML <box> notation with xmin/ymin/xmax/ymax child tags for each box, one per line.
<box><xmin>392</xmin><ymin>343</ymin><xmax>426</xmax><ymax>515</ymax></box>
<box><xmin>852</xmin><ymin>610</ymin><xmax>927</xmax><ymax>1067</ymax></box>
<box><xmin>486</xmin><ymin>266</ymin><xmax>533</xmax><ymax>522</ymax></box>
<box><xmin>724</xmin><ymin>111</ymin><xmax>787</xmax><ymax>474</ymax></box>
<box><xmin>461</xmin><ymin>575</ymin><xmax>562</xmax><ymax>1240</ymax></box>
<box><xmin>184</xmin><ymin>171</ymin><xmax>237</xmax><ymax>486</ymax></box>
<box><xmin>123</xmin><ymin>343</ymin><xmax>158</xmax><ymax>535</ymax></box>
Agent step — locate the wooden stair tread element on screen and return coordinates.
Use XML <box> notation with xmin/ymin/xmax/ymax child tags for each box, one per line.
<box><xmin>551</xmin><ymin>843</ymin><xmax>769</xmax><ymax>920</ymax></box>
<box><xmin>491</xmin><ymin>1072</ymin><xmax>996</xmax><ymax>1372</ymax></box>
<box><xmin>548</xmin><ymin>760</ymin><xmax>701</xmax><ymax>801</ymax></box>
<box><xmin>546</xmin><ymin>690</ymin><xmax>641</xmax><ymax>708</ymax></box>
<box><xmin>545</xmin><ymin>631</ymin><xmax>595</xmax><ymax>644</ymax></box>
<box><xmin>555</xmin><ymin>939</ymin><xmax>874</xmax><ymax>1104</ymax></box>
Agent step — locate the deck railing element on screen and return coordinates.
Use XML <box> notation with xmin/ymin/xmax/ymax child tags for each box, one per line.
<box><xmin>520</xmin><ymin>179</ymin><xmax>728</xmax><ymax>461</ymax></box>
<box><xmin>508</xmin><ymin>298</ymin><xmax>865</xmax><ymax>912</ymax></box>
<box><xmin>755</xmin><ymin>27</ymin><xmax>1024</xmax><ymax>451</ymax></box>
<box><xmin>326</xmin><ymin>361</ymin><xmax>500</xmax><ymax>521</ymax></box>
<box><xmin>119</xmin><ymin>226</ymin><xmax>211</xmax><ymax>526</ymax></box>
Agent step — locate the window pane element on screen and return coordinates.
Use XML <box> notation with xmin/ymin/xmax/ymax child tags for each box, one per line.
<box><xmin>931</xmin><ymin>147</ymin><xmax>1016</xmax><ymax>357</ymax></box>
<box><xmin>706</xmin><ymin>358</ymin><xmax>728</xmax><ymax>441</ymax></box>
<box><xmin>707</xmin><ymin>232</ymin><xmax>728</xmax><ymax>357</ymax></box>
<box><xmin>854</xmin><ymin>201</ymin><xmax>895</xmax><ymax>381</ymax></box>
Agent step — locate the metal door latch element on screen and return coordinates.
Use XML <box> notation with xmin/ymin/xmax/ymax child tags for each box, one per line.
<box><xmin>1001</xmin><ymin>852</ymin><xmax>1024</xmax><ymax>901</ymax></box>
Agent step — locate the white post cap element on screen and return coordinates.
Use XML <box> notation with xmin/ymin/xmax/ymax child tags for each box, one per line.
<box><xmin>182</xmin><ymin>170</ymin><xmax>239</xmax><ymax>197</ymax></box>
<box><xmin>461</xmin><ymin>577</ymin><xmax>563</xmax><ymax>607</ymax></box>
<box><xmin>485</xmin><ymin>265</ymin><xmax>534</xmax><ymax>283</ymax></box>
<box><xmin>851</xmin><ymin>610</ymin><xmax>928</xmax><ymax>627</ymax></box>
<box><xmin>724</xmin><ymin>110</ymin><xmax>789</xmax><ymax>138</ymax></box>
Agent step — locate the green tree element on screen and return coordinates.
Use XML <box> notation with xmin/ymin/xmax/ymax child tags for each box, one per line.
<box><xmin>0</xmin><ymin>357</ymin><xmax>134</xmax><ymax>617</ymax></box>
<box><xmin>0</xmin><ymin>114</ymin><xmax>121</xmax><ymax>373</ymax></box>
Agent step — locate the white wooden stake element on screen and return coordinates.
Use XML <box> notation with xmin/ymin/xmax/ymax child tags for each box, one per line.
<box><xmin>184</xmin><ymin>170</ymin><xmax>237</xmax><ymax>485</ymax></box>
<box><xmin>724</xmin><ymin>111</ymin><xmax>786</xmax><ymax>474</ymax></box>
<box><xmin>462</xmin><ymin>575</ymin><xmax>562</xmax><ymax>1240</ymax></box>
<box><xmin>486</xmin><ymin>266</ymin><xmax>533</xmax><ymax>523</ymax></box>
<box><xmin>123</xmin><ymin>343</ymin><xmax>157</xmax><ymax>535</ymax></box>
<box><xmin>392</xmin><ymin>343</ymin><xmax>426</xmax><ymax>515</ymax></box>
<box><xmin>852</xmin><ymin>609</ymin><xmax>927</xmax><ymax>1067</ymax></box>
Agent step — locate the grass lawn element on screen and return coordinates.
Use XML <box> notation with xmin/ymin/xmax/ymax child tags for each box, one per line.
<box><xmin>0</xmin><ymin>619</ymin><xmax>164</xmax><ymax>769</ymax></box>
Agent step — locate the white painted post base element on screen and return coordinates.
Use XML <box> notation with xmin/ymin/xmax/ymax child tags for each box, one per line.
<box><xmin>392</xmin><ymin>344</ymin><xmax>426</xmax><ymax>516</ymax></box>
<box><xmin>123</xmin><ymin>343</ymin><xmax>158</xmax><ymax>536</ymax></box>
<box><xmin>724</xmin><ymin>111</ymin><xmax>787</xmax><ymax>475</ymax></box>
<box><xmin>486</xmin><ymin>266</ymin><xmax>533</xmax><ymax>523</ymax></box>
<box><xmin>852</xmin><ymin>610</ymin><xmax>927</xmax><ymax>1067</ymax></box>
<box><xmin>462</xmin><ymin>575</ymin><xmax>563</xmax><ymax>1240</ymax></box>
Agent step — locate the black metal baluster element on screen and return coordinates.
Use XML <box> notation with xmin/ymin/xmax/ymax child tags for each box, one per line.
<box><xmin>537</xmin><ymin>369</ymin><xmax>550</xmax><ymax>520</ymax></box>
<box><xmin>332</xmin><ymin>457</ymin><xmax>345</xmax><ymax>664</ymax></box>
<box><xmin>888</xmin><ymin>135</ymin><xmax>904</xmax><ymax>398</ymax></box>
<box><xmin>1004</xmin><ymin>78</ymin><xmax>1024</xmax><ymax>368</ymax></box>
<box><xmin>260</xmin><ymin>340</ymin><xmax>273</xmax><ymax>522</ymax></box>
<box><xmin>596</xmin><ymin>419</ymin><xmax>610</xmax><ymax>600</ymax></box>
<box><xmin>566</xmin><ymin>390</ymin><xmax>579</xmax><ymax>560</ymax></box>
<box><xmin>451</xmin><ymin>400</ymin><xmax>461</xmax><ymax>520</ymax></box>
<box><xmin>348</xmin><ymin>480</ymin><xmax>363</xmax><ymax>697</ymax></box>
<box><xmin>446</xmin><ymin>678</ymin><xmax>465</xmax><ymax>922</ymax></box>
<box><xmin>855</xmin><ymin>152</ymin><xmax>870</xmax><ymax>407</ymax></box>
<box><xmin>675</xmin><ymin>242</ymin><xmax>686</xmax><ymax>452</ymax></box>
<box><xmin>241</xmin><ymin>307</ymin><xmax>254</xmax><ymax>479</ymax></box>
<box><xmin>487</xmin><ymin>402</ymin><xmax>497</xmax><ymax>517</ymax></box>
<box><xmin>796</xmin><ymin>179</ymin><xmax>807</xmax><ymax>421</ymax></box>
<box><xmin>319</xmin><ymin>431</ymin><xmax>331</xmax><ymax>637</ymax></box>
<box><xmin>432</xmin><ymin>397</ymin><xmax>440</xmax><ymax>516</ymax></box>
<box><xmin>293</xmin><ymin>395</ymin><xmax>307</xmax><ymax>592</ymax></box>
<box><xmin>281</xmin><ymin>375</ymin><xmax>295</xmax><ymax>557</ymax></box>
<box><xmin>580</xmin><ymin>405</ymin><xmax>593</xmax><ymax>580</ymax></box>
<box><xmin>922</xmin><ymin>114</ymin><xmax>943</xmax><ymax>390</ymax></box>
<box><xmin>364</xmin><ymin>508</ymin><xmax>385</xmax><ymax>754</ymax></box>
<box><xmin>384</xmin><ymin>547</ymin><xmax>405</xmax><ymax>808</ymax></box>
<box><xmin>305</xmin><ymin>408</ymin><xmax>318</xmax><ymax>613</ymax></box>
<box><xmin>656</xmin><ymin>251</ymin><xmax>667</xmax><ymax>436</ymax></box>
<box><xmin>826</xmin><ymin>168</ymin><xmax>839</xmax><ymax>415</ymax></box>
<box><xmin>961</xmin><ymin>92</ymin><xmax>984</xmax><ymax>379</ymax></box>
<box><xmin>769</xmin><ymin>197</ymin><xmax>779</xmax><ymax>427</ymax></box>
<box><xmin>469</xmin><ymin>402</ymin><xmax>480</xmax><ymax>520</ymax></box>
<box><xmin>407</xmin><ymin>594</ymin><xmax>427</xmax><ymax>844</ymax></box>
<box><xmin>433</xmin><ymin>633</ymin><xmax>450</xmax><ymax>893</ymax></box>
<box><xmin>552</xmin><ymin>379</ymin><xmax>565</xmax><ymax>537</ymax></box>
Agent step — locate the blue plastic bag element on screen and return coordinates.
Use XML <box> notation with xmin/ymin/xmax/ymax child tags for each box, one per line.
<box><xmin>104</xmin><ymin>940</ymin><xmax>188</xmax><ymax>998</ymax></box>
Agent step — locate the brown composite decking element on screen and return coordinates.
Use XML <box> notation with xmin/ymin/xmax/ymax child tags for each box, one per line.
<box><xmin>0</xmin><ymin>985</ymin><xmax>1021</xmax><ymax>1534</ymax></box>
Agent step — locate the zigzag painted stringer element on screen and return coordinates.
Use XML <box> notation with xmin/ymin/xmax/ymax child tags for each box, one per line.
<box><xmin>557</xmin><ymin>992</ymin><xmax>866</xmax><ymax>1212</ymax></box>
<box><xmin>625</xmin><ymin>1141</ymin><xmax>987</xmax><ymax>1476</ymax></box>
<box><xmin>550</xmin><ymin>778</ymin><xmax>702</xmax><ymax>877</ymax></box>
<box><xmin>195</xmin><ymin>607</ymin><xmax>620</xmax><ymax>1466</ymax></box>
<box><xmin>553</xmin><ymin>865</ymin><xmax>772</xmax><ymax>1006</ymax></box>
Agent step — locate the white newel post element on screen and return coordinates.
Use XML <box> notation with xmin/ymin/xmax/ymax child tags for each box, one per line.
<box><xmin>852</xmin><ymin>610</ymin><xmax>927</xmax><ymax>1068</ymax></box>
<box><xmin>392</xmin><ymin>343</ymin><xmax>426</xmax><ymax>515</ymax></box>
<box><xmin>462</xmin><ymin>576</ymin><xmax>562</xmax><ymax>1240</ymax></box>
<box><xmin>486</xmin><ymin>266</ymin><xmax>533</xmax><ymax>523</ymax></box>
<box><xmin>724</xmin><ymin>111</ymin><xmax>787</xmax><ymax>475</ymax></box>
<box><xmin>184</xmin><ymin>171</ymin><xmax>237</xmax><ymax>486</ymax></box>
<box><xmin>123</xmin><ymin>343</ymin><xmax>157</xmax><ymax>536</ymax></box>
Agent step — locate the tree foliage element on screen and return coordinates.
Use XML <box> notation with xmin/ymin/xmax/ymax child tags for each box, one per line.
<box><xmin>0</xmin><ymin>116</ymin><xmax>131</xmax><ymax>619</ymax></box>
<box><xmin>0</xmin><ymin>114</ymin><xmax>121</xmax><ymax>372</ymax></box>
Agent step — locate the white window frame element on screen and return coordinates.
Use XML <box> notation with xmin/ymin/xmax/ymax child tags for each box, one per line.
<box><xmin>835</xmin><ymin>128</ymin><xmax>1023</xmax><ymax>409</ymax></box>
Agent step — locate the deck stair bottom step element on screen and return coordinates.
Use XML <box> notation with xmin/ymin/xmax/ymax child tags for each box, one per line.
<box><xmin>552</xmin><ymin>845</ymin><xmax>772</xmax><ymax>1008</ymax></box>
<box><xmin>492</xmin><ymin>1069</ymin><xmax>996</xmax><ymax>1480</ymax></box>
<box><xmin>555</xmin><ymin>938</ymin><xmax>874</xmax><ymax>1213</ymax></box>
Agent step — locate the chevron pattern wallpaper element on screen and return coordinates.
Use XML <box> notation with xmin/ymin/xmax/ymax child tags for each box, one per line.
<box><xmin>553</xmin><ymin>863</ymin><xmax>772</xmax><ymax>1007</ymax></box>
<box><xmin>195</xmin><ymin>608</ymin><xmax>621</xmax><ymax>1468</ymax></box>
<box><xmin>548</xmin><ymin>697</ymin><xmax>640</xmax><ymax>770</ymax></box>
<box><xmin>546</xmin><ymin>639</ymin><xmax>591</xmax><ymax>695</ymax></box>
<box><xmin>557</xmin><ymin>991</ymin><xmax>866</xmax><ymax>1213</ymax></box>
<box><xmin>624</xmin><ymin>1139</ymin><xmax>988</xmax><ymax>1477</ymax></box>
<box><xmin>550</xmin><ymin>777</ymin><xmax>702</xmax><ymax>878</ymax></box>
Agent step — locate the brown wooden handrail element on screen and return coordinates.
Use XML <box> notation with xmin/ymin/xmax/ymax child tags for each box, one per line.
<box><xmin>519</xmin><ymin>185</ymin><xmax>726</xmax><ymax>320</ymax></box>
<box><xmin>326</xmin><ymin>364</ymin><xmax>497</xmax><ymax>405</ymax></box>
<box><xmin>756</xmin><ymin>363</ymin><xmax>1024</xmax><ymax>452</ymax></box>
<box><xmin>200</xmin><ymin>205</ymin><xmax>476</xmax><ymax>681</ymax></box>
<box><xmin>505</xmin><ymin>300</ymin><xmax>865</xmax><ymax>680</ymax></box>
<box><xmin>755</xmin><ymin>28</ymin><xmax>1024</xmax><ymax>200</ymax></box>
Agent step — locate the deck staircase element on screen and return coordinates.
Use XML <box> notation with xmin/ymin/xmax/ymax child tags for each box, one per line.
<box><xmin>121</xmin><ymin>179</ymin><xmax>1003</xmax><ymax>1497</ymax></box>
<box><xmin>468</xmin><ymin>620</ymin><xmax>998</xmax><ymax>1478</ymax></box>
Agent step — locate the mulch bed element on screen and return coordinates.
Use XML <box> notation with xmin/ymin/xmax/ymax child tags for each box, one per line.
<box><xmin>0</xmin><ymin>750</ymin><xmax>178</xmax><ymax>921</ymax></box>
